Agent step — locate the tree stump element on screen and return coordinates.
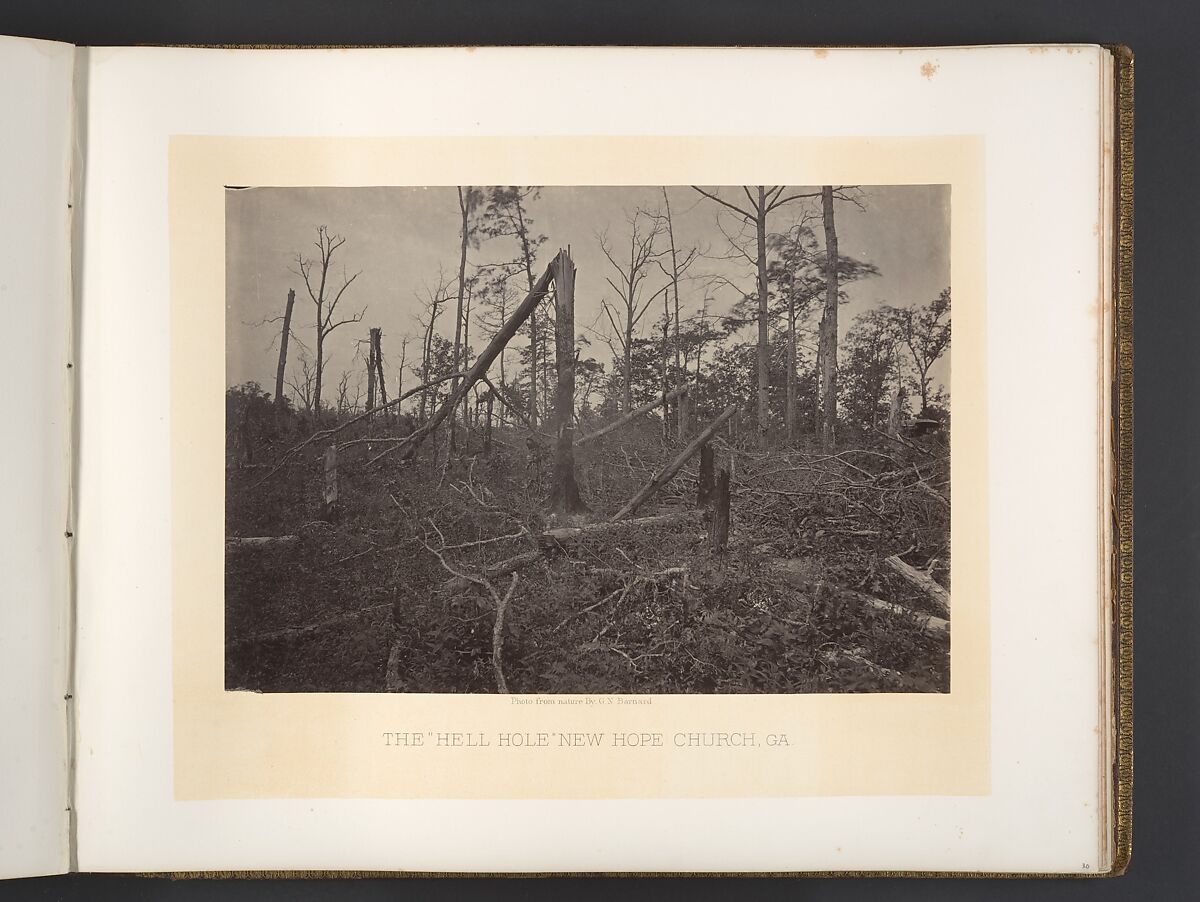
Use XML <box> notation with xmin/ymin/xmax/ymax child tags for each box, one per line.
<box><xmin>322</xmin><ymin>444</ymin><xmax>339</xmax><ymax>521</ymax></box>
<box><xmin>709</xmin><ymin>464</ymin><xmax>731</xmax><ymax>553</ymax></box>
<box><xmin>696</xmin><ymin>443</ymin><xmax>715</xmax><ymax>507</ymax></box>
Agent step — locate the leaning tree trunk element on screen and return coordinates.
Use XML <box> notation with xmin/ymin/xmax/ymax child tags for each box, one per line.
<box><xmin>611</xmin><ymin>405</ymin><xmax>737</xmax><ymax>521</ymax></box>
<box><xmin>819</xmin><ymin>185</ymin><xmax>840</xmax><ymax>451</ymax></box>
<box><xmin>274</xmin><ymin>288</ymin><xmax>295</xmax><ymax>409</ymax></box>
<box><xmin>399</xmin><ymin>263</ymin><xmax>556</xmax><ymax>462</ymax></box>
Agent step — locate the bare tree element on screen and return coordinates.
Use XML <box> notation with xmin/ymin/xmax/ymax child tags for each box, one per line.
<box><xmin>599</xmin><ymin>209</ymin><xmax>667</xmax><ymax>412</ymax></box>
<box><xmin>692</xmin><ymin>186</ymin><xmax>823</xmax><ymax>449</ymax></box>
<box><xmin>287</xmin><ymin>349</ymin><xmax>318</xmax><ymax>415</ymax></box>
<box><xmin>653</xmin><ymin>188</ymin><xmax>701</xmax><ymax>438</ymax></box>
<box><xmin>293</xmin><ymin>226</ymin><xmax>365</xmax><ymax>414</ymax></box>
<box><xmin>395</xmin><ymin>334</ymin><xmax>409</xmax><ymax>411</ymax></box>
<box><xmin>413</xmin><ymin>270</ymin><xmax>453</xmax><ymax>421</ymax></box>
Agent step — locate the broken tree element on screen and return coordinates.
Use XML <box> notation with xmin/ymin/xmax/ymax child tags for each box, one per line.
<box><xmin>372</xmin><ymin>328</ymin><xmax>388</xmax><ymax>416</ymax></box>
<box><xmin>273</xmin><ymin>288</ymin><xmax>295</xmax><ymax>409</ymax></box>
<box><xmin>547</xmin><ymin>249</ymin><xmax>588</xmax><ymax>515</ymax></box>
<box><xmin>709</xmin><ymin>464</ymin><xmax>731</xmax><ymax>552</ymax></box>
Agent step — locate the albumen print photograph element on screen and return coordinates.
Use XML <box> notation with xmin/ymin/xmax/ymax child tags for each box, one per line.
<box><xmin>224</xmin><ymin>185</ymin><xmax>951</xmax><ymax>695</ymax></box>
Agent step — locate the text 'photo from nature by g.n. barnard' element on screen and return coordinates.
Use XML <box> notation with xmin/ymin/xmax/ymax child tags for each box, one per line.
<box><xmin>225</xmin><ymin>185</ymin><xmax>951</xmax><ymax>695</ymax></box>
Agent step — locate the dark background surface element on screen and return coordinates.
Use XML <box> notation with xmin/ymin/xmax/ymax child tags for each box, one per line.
<box><xmin>1</xmin><ymin>1</ymin><xmax>1195</xmax><ymax>899</ymax></box>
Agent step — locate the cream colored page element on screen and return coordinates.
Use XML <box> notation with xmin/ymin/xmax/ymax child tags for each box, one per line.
<box><xmin>77</xmin><ymin>45</ymin><xmax>1107</xmax><ymax>873</ymax></box>
<box><xmin>0</xmin><ymin>36</ymin><xmax>75</xmax><ymax>879</ymax></box>
<box><xmin>170</xmin><ymin>135</ymin><xmax>988</xmax><ymax>805</ymax></box>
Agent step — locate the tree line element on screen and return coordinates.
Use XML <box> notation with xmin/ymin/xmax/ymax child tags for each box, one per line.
<box><xmin>257</xmin><ymin>186</ymin><xmax>950</xmax><ymax>450</ymax></box>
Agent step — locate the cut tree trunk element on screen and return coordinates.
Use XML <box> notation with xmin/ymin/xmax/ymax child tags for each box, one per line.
<box><xmin>884</xmin><ymin>554</ymin><xmax>951</xmax><ymax>618</ymax></box>
<box><xmin>610</xmin><ymin>405</ymin><xmax>738</xmax><ymax>521</ymax></box>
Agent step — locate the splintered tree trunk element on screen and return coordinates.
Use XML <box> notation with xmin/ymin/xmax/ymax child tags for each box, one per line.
<box><xmin>366</xmin><ymin>328</ymin><xmax>378</xmax><ymax>421</ymax></box>
<box><xmin>819</xmin><ymin>185</ymin><xmax>840</xmax><ymax>451</ymax></box>
<box><xmin>373</xmin><ymin>328</ymin><xmax>388</xmax><ymax>416</ymax></box>
<box><xmin>709</xmin><ymin>465</ymin><xmax>731</xmax><ymax>553</ymax></box>
<box><xmin>548</xmin><ymin>250</ymin><xmax>588</xmax><ymax>515</ymax></box>
<box><xmin>696</xmin><ymin>443</ymin><xmax>715</xmax><ymax>507</ymax></box>
<box><xmin>274</xmin><ymin>288</ymin><xmax>295</xmax><ymax>409</ymax></box>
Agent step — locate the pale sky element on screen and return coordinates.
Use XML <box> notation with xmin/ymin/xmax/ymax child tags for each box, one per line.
<box><xmin>226</xmin><ymin>185</ymin><xmax>949</xmax><ymax>402</ymax></box>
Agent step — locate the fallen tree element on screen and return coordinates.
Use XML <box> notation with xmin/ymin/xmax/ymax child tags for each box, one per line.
<box><xmin>252</xmin><ymin>369</ymin><xmax>464</xmax><ymax>486</ymax></box>
<box><xmin>884</xmin><ymin>554</ymin><xmax>950</xmax><ymax>618</ymax></box>
<box><xmin>226</xmin><ymin>535</ymin><xmax>299</xmax><ymax>549</ymax></box>
<box><xmin>610</xmin><ymin>405</ymin><xmax>738</xmax><ymax>521</ymax></box>
<box><xmin>438</xmin><ymin>511</ymin><xmax>704</xmax><ymax>591</ymax></box>
<box><xmin>767</xmin><ymin>558</ymin><xmax>949</xmax><ymax>641</ymax></box>
<box><xmin>392</xmin><ymin>262</ymin><xmax>558</xmax><ymax>464</ymax></box>
<box><xmin>575</xmin><ymin>385</ymin><xmax>689</xmax><ymax>446</ymax></box>
<box><xmin>542</xmin><ymin>510</ymin><xmax>702</xmax><ymax>546</ymax></box>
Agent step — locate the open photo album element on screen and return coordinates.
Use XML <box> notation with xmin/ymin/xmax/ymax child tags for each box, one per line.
<box><xmin>0</xmin><ymin>38</ymin><xmax>1131</xmax><ymax>877</ymax></box>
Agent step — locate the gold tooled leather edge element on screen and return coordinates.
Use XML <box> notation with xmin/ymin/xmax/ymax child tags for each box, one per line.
<box><xmin>1107</xmin><ymin>41</ymin><xmax>1134</xmax><ymax>879</ymax></box>
<box><xmin>141</xmin><ymin>45</ymin><xmax>1134</xmax><ymax>882</ymax></box>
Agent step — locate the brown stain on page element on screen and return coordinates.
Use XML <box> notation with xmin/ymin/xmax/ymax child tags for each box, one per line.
<box><xmin>813</xmin><ymin>48</ymin><xmax>829</xmax><ymax>59</ymax></box>
<box><xmin>920</xmin><ymin>61</ymin><xmax>939</xmax><ymax>80</ymax></box>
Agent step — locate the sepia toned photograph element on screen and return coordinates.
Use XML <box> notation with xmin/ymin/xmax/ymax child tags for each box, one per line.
<box><xmin>224</xmin><ymin>184</ymin><xmax>951</xmax><ymax>695</ymax></box>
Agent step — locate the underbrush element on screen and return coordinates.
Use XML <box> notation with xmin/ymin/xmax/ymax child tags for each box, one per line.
<box><xmin>225</xmin><ymin>415</ymin><xmax>950</xmax><ymax>694</ymax></box>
